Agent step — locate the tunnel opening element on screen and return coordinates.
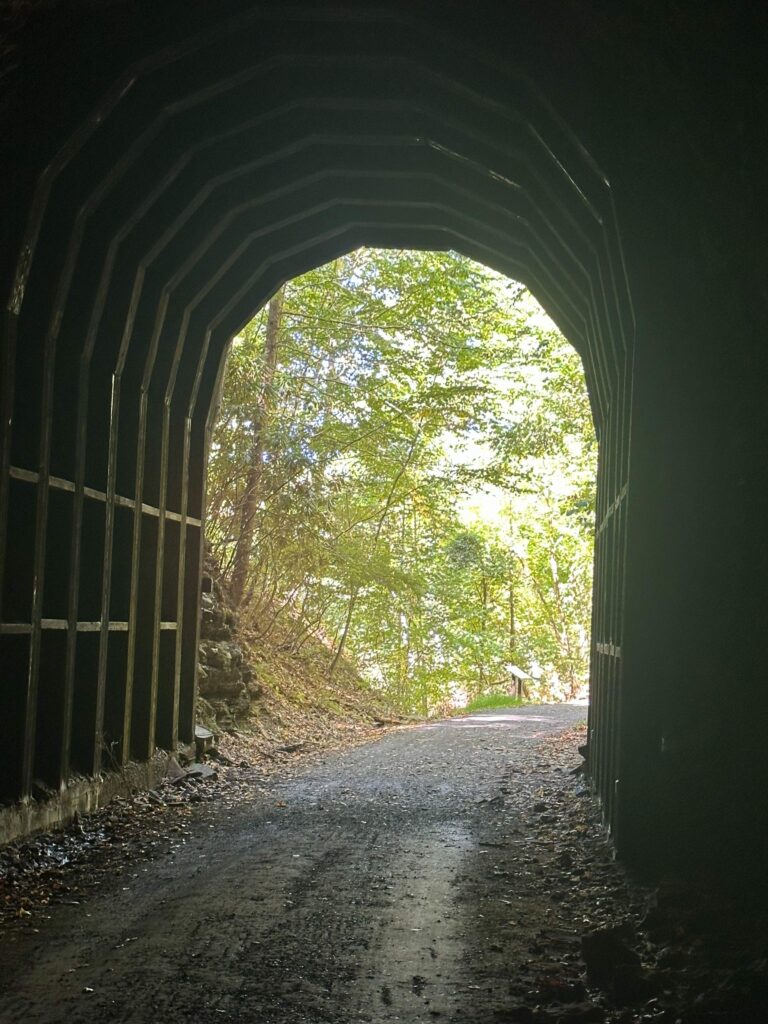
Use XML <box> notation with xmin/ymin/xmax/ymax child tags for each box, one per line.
<box><xmin>205</xmin><ymin>248</ymin><xmax>597</xmax><ymax>718</ymax></box>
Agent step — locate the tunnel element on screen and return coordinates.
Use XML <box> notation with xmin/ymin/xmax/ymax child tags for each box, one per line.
<box><xmin>0</xmin><ymin>1</ymin><xmax>766</xmax><ymax>883</ymax></box>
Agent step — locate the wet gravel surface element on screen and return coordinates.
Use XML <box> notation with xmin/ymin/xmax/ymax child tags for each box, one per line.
<box><xmin>0</xmin><ymin>705</ymin><xmax>764</xmax><ymax>1023</ymax></box>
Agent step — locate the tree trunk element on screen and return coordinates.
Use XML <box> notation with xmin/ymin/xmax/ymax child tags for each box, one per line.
<box><xmin>230</xmin><ymin>287</ymin><xmax>284</xmax><ymax>607</ymax></box>
<box><xmin>509</xmin><ymin>574</ymin><xmax>522</xmax><ymax>697</ymax></box>
<box><xmin>478</xmin><ymin>573</ymin><xmax>489</xmax><ymax>692</ymax></box>
<box><xmin>328</xmin><ymin>425</ymin><xmax>423</xmax><ymax>678</ymax></box>
<box><xmin>328</xmin><ymin>588</ymin><xmax>359</xmax><ymax>677</ymax></box>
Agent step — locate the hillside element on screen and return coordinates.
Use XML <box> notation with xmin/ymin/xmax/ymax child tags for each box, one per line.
<box><xmin>197</xmin><ymin>555</ymin><xmax>403</xmax><ymax>761</ymax></box>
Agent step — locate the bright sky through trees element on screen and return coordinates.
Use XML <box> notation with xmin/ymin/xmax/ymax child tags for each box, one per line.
<box><xmin>206</xmin><ymin>249</ymin><xmax>596</xmax><ymax>713</ymax></box>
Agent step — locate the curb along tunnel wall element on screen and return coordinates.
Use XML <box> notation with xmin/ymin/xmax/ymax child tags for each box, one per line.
<box><xmin>0</xmin><ymin>1</ymin><xmax>766</xmax><ymax>884</ymax></box>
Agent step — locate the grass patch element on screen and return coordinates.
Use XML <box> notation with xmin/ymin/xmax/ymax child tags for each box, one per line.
<box><xmin>461</xmin><ymin>693</ymin><xmax>525</xmax><ymax>713</ymax></box>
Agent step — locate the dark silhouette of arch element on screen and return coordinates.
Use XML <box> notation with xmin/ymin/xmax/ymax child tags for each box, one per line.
<box><xmin>1</xmin><ymin>1</ymin><xmax>766</xmax><ymax>884</ymax></box>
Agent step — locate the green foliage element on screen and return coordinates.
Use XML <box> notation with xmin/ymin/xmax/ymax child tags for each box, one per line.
<box><xmin>206</xmin><ymin>248</ymin><xmax>596</xmax><ymax>714</ymax></box>
<box><xmin>461</xmin><ymin>693</ymin><xmax>525</xmax><ymax>712</ymax></box>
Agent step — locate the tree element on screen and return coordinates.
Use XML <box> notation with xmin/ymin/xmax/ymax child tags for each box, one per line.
<box><xmin>228</xmin><ymin>286</ymin><xmax>284</xmax><ymax>607</ymax></box>
<box><xmin>205</xmin><ymin>249</ymin><xmax>597</xmax><ymax>711</ymax></box>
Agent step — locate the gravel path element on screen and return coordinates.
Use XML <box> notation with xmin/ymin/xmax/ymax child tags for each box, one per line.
<box><xmin>0</xmin><ymin>705</ymin><xmax>639</xmax><ymax>1024</ymax></box>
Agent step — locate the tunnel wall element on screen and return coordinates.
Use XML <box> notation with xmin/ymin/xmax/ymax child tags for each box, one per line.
<box><xmin>0</xmin><ymin>1</ymin><xmax>766</xmax><ymax>880</ymax></box>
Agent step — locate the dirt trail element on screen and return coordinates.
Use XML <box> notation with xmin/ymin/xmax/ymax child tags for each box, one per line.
<box><xmin>0</xmin><ymin>705</ymin><xmax>634</xmax><ymax>1023</ymax></box>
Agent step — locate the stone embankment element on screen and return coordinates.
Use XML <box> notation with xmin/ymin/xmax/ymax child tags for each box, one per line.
<box><xmin>197</xmin><ymin>561</ymin><xmax>260</xmax><ymax>732</ymax></box>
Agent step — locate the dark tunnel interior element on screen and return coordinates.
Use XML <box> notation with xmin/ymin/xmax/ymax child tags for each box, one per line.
<box><xmin>0</xmin><ymin>1</ymin><xmax>767</xmax><ymax>892</ymax></box>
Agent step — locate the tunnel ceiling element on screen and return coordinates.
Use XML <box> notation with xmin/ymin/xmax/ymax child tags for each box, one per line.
<box><xmin>8</xmin><ymin>5</ymin><xmax>633</xmax><ymax>426</ymax></box>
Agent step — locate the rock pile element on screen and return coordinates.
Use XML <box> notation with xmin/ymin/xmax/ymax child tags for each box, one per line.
<box><xmin>197</xmin><ymin>563</ymin><xmax>260</xmax><ymax>731</ymax></box>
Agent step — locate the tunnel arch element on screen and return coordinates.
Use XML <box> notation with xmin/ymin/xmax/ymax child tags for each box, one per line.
<box><xmin>0</xmin><ymin>5</ymin><xmax>632</xmax><ymax>849</ymax></box>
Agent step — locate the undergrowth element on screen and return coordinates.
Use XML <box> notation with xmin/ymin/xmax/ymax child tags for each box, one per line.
<box><xmin>461</xmin><ymin>693</ymin><xmax>525</xmax><ymax>713</ymax></box>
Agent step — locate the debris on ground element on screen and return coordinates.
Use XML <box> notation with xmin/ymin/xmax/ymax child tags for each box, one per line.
<box><xmin>0</xmin><ymin>718</ymin><xmax>399</xmax><ymax>926</ymax></box>
<box><xmin>1</xmin><ymin>711</ymin><xmax>766</xmax><ymax>1023</ymax></box>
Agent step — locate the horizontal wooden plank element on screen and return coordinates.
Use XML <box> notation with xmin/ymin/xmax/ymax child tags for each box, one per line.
<box><xmin>8</xmin><ymin>466</ymin><xmax>38</xmax><ymax>485</ymax></box>
<box><xmin>0</xmin><ymin>620</ymin><xmax>179</xmax><ymax>634</ymax></box>
<box><xmin>595</xmin><ymin>641</ymin><xmax>622</xmax><ymax>658</ymax></box>
<box><xmin>596</xmin><ymin>482</ymin><xmax>627</xmax><ymax>537</ymax></box>
<box><xmin>8</xmin><ymin>465</ymin><xmax>201</xmax><ymax>527</ymax></box>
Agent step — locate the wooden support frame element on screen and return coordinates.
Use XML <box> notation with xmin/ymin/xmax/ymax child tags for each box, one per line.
<box><xmin>0</xmin><ymin>6</ymin><xmax>633</xmax><ymax>845</ymax></box>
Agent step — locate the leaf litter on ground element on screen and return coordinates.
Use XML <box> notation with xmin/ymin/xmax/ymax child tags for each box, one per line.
<box><xmin>0</xmin><ymin>717</ymin><xmax>766</xmax><ymax>1022</ymax></box>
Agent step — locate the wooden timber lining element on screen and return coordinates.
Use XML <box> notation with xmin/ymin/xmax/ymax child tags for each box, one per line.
<box><xmin>0</xmin><ymin>4</ymin><xmax>633</xmax><ymax>850</ymax></box>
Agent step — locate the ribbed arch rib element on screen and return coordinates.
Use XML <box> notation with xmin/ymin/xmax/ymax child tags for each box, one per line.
<box><xmin>0</xmin><ymin>5</ymin><xmax>632</xmax><ymax>845</ymax></box>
